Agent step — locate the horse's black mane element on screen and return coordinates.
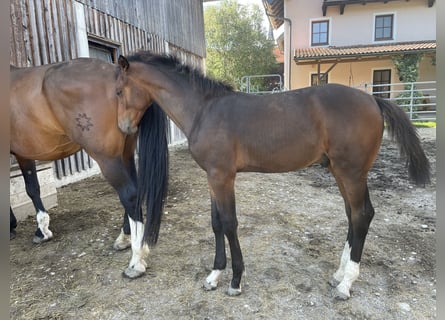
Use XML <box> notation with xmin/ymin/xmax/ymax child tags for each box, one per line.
<box><xmin>126</xmin><ymin>51</ymin><xmax>234</xmax><ymax>97</ymax></box>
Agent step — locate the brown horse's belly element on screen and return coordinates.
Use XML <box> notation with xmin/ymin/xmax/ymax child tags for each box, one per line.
<box><xmin>238</xmin><ymin>144</ymin><xmax>322</xmax><ymax>173</ymax></box>
<box><xmin>10</xmin><ymin>133</ymin><xmax>81</xmax><ymax>161</ymax></box>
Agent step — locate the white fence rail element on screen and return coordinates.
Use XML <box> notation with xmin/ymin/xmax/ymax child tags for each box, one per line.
<box><xmin>241</xmin><ymin>75</ymin><xmax>436</xmax><ymax>122</ymax></box>
<box><xmin>355</xmin><ymin>81</ymin><xmax>436</xmax><ymax>121</ymax></box>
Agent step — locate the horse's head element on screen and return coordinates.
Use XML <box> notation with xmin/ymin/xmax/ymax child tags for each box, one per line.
<box><xmin>115</xmin><ymin>55</ymin><xmax>152</xmax><ymax>135</ymax></box>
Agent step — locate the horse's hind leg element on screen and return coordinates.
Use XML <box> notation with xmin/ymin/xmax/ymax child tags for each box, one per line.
<box><xmin>15</xmin><ymin>157</ymin><xmax>53</xmax><ymax>243</ymax></box>
<box><xmin>330</xmin><ymin>171</ymin><xmax>375</xmax><ymax>300</ymax></box>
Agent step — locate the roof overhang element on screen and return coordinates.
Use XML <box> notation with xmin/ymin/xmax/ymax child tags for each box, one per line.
<box><xmin>262</xmin><ymin>0</ymin><xmax>285</xmax><ymax>29</ymax></box>
<box><xmin>260</xmin><ymin>0</ymin><xmax>435</xmax><ymax>21</ymax></box>
<box><xmin>322</xmin><ymin>0</ymin><xmax>435</xmax><ymax>16</ymax></box>
<box><xmin>294</xmin><ymin>41</ymin><xmax>436</xmax><ymax>65</ymax></box>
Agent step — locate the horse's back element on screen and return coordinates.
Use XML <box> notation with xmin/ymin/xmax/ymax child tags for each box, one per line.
<box><xmin>191</xmin><ymin>84</ymin><xmax>384</xmax><ymax>173</ymax></box>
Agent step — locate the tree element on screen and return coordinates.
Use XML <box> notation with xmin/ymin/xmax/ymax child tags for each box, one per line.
<box><xmin>204</xmin><ymin>0</ymin><xmax>277</xmax><ymax>90</ymax></box>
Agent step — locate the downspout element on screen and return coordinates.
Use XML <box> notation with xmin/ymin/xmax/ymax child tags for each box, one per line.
<box><xmin>265</xmin><ymin>13</ymin><xmax>292</xmax><ymax>90</ymax></box>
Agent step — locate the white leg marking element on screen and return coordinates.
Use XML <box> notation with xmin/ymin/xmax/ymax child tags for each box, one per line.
<box><xmin>113</xmin><ymin>228</ymin><xmax>131</xmax><ymax>250</ymax></box>
<box><xmin>331</xmin><ymin>241</ymin><xmax>351</xmax><ymax>285</ymax></box>
<box><xmin>36</xmin><ymin>210</ymin><xmax>53</xmax><ymax>240</ymax></box>
<box><xmin>335</xmin><ymin>260</ymin><xmax>360</xmax><ymax>300</ymax></box>
<box><xmin>204</xmin><ymin>270</ymin><xmax>223</xmax><ymax>290</ymax></box>
<box><xmin>124</xmin><ymin>218</ymin><xmax>149</xmax><ymax>278</ymax></box>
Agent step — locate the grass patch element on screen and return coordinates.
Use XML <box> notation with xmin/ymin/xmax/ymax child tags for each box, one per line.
<box><xmin>412</xmin><ymin>121</ymin><xmax>436</xmax><ymax>128</ymax></box>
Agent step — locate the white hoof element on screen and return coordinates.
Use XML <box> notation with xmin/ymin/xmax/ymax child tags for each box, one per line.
<box><xmin>334</xmin><ymin>284</ymin><xmax>351</xmax><ymax>300</ymax></box>
<box><xmin>123</xmin><ymin>261</ymin><xmax>147</xmax><ymax>279</ymax></box>
<box><xmin>203</xmin><ymin>280</ymin><xmax>217</xmax><ymax>291</ymax></box>
<box><xmin>35</xmin><ymin>211</ymin><xmax>53</xmax><ymax>242</ymax></box>
<box><xmin>113</xmin><ymin>229</ymin><xmax>131</xmax><ymax>250</ymax></box>
<box><xmin>123</xmin><ymin>267</ymin><xmax>145</xmax><ymax>279</ymax></box>
<box><xmin>32</xmin><ymin>234</ymin><xmax>53</xmax><ymax>244</ymax></box>
<box><xmin>227</xmin><ymin>286</ymin><xmax>242</xmax><ymax>296</ymax></box>
<box><xmin>204</xmin><ymin>270</ymin><xmax>223</xmax><ymax>291</ymax></box>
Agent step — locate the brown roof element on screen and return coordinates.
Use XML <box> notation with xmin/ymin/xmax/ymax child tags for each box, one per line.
<box><xmin>262</xmin><ymin>0</ymin><xmax>285</xmax><ymax>29</ymax></box>
<box><xmin>273</xmin><ymin>47</ymin><xmax>284</xmax><ymax>64</ymax></box>
<box><xmin>294</xmin><ymin>41</ymin><xmax>436</xmax><ymax>64</ymax></box>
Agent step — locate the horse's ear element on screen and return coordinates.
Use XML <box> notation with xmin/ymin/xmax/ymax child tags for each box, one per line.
<box><xmin>118</xmin><ymin>55</ymin><xmax>129</xmax><ymax>71</ymax></box>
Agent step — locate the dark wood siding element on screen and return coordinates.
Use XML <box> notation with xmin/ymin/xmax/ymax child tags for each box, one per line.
<box><xmin>10</xmin><ymin>0</ymin><xmax>201</xmax><ymax>186</ymax></box>
<box><xmin>10</xmin><ymin>0</ymin><xmax>205</xmax><ymax>67</ymax></box>
<box><xmin>10</xmin><ymin>0</ymin><xmax>78</xmax><ymax>66</ymax></box>
<box><xmin>75</xmin><ymin>0</ymin><xmax>205</xmax><ymax>57</ymax></box>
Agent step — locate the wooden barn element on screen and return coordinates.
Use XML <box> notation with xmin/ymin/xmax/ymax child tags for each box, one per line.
<box><xmin>10</xmin><ymin>0</ymin><xmax>206</xmax><ymax>220</ymax></box>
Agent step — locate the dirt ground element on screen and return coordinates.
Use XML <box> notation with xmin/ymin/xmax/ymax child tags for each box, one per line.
<box><xmin>10</xmin><ymin>128</ymin><xmax>436</xmax><ymax>320</ymax></box>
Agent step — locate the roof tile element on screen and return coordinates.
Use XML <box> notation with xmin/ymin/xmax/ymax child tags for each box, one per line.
<box><xmin>295</xmin><ymin>41</ymin><xmax>436</xmax><ymax>61</ymax></box>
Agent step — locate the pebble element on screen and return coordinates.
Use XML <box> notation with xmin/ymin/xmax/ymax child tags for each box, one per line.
<box><xmin>398</xmin><ymin>302</ymin><xmax>411</xmax><ymax>312</ymax></box>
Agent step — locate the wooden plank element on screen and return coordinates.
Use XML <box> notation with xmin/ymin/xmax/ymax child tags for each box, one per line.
<box><xmin>25</xmin><ymin>0</ymin><xmax>41</xmax><ymax>65</ymax></box>
<box><xmin>34</xmin><ymin>0</ymin><xmax>49</xmax><ymax>64</ymax></box>
<box><xmin>66</xmin><ymin>0</ymin><xmax>78</xmax><ymax>59</ymax></box>
<box><xmin>43</xmin><ymin>0</ymin><xmax>57</xmax><ymax>63</ymax></box>
<box><xmin>50</xmin><ymin>0</ymin><xmax>63</xmax><ymax>61</ymax></box>
<box><xmin>56</xmin><ymin>0</ymin><xmax>69</xmax><ymax>61</ymax></box>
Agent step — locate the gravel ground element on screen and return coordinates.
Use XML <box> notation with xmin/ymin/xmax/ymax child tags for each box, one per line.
<box><xmin>10</xmin><ymin>127</ymin><xmax>436</xmax><ymax>319</ymax></box>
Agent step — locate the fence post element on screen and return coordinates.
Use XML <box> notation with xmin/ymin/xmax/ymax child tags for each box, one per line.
<box><xmin>409</xmin><ymin>82</ymin><xmax>414</xmax><ymax>120</ymax></box>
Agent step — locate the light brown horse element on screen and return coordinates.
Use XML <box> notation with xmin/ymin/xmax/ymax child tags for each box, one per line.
<box><xmin>10</xmin><ymin>59</ymin><xmax>169</xmax><ymax>278</ymax></box>
<box><xmin>115</xmin><ymin>51</ymin><xmax>430</xmax><ymax>300</ymax></box>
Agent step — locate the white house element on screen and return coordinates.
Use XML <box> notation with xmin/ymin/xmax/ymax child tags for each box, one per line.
<box><xmin>263</xmin><ymin>0</ymin><xmax>436</xmax><ymax>91</ymax></box>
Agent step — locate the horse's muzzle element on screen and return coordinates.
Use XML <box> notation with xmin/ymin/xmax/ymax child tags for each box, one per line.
<box><xmin>118</xmin><ymin>118</ymin><xmax>137</xmax><ymax>135</ymax></box>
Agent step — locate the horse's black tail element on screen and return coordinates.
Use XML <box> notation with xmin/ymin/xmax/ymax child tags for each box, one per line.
<box><xmin>136</xmin><ymin>102</ymin><xmax>169</xmax><ymax>246</ymax></box>
<box><xmin>374</xmin><ymin>96</ymin><xmax>430</xmax><ymax>186</ymax></box>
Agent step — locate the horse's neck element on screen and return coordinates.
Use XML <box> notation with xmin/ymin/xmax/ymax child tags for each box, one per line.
<box><xmin>150</xmin><ymin>78</ymin><xmax>205</xmax><ymax>138</ymax></box>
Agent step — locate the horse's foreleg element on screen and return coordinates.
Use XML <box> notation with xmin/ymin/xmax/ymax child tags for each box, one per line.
<box><xmin>204</xmin><ymin>199</ymin><xmax>227</xmax><ymax>291</ymax></box>
<box><xmin>16</xmin><ymin>157</ymin><xmax>53</xmax><ymax>243</ymax></box>
<box><xmin>124</xmin><ymin>216</ymin><xmax>149</xmax><ymax>278</ymax></box>
<box><xmin>112</xmin><ymin>156</ymin><xmax>138</xmax><ymax>251</ymax></box>
<box><xmin>206</xmin><ymin>171</ymin><xmax>244</xmax><ymax>296</ymax></box>
<box><xmin>97</xmin><ymin>156</ymin><xmax>147</xmax><ymax>278</ymax></box>
<box><xmin>113</xmin><ymin>212</ymin><xmax>131</xmax><ymax>250</ymax></box>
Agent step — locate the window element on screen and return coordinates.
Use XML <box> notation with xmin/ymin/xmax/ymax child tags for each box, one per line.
<box><xmin>311</xmin><ymin>73</ymin><xmax>328</xmax><ymax>86</ymax></box>
<box><xmin>372</xmin><ymin>69</ymin><xmax>391</xmax><ymax>98</ymax></box>
<box><xmin>311</xmin><ymin>20</ymin><xmax>329</xmax><ymax>46</ymax></box>
<box><xmin>375</xmin><ymin>14</ymin><xmax>393</xmax><ymax>41</ymax></box>
<box><xmin>88</xmin><ymin>36</ymin><xmax>121</xmax><ymax>63</ymax></box>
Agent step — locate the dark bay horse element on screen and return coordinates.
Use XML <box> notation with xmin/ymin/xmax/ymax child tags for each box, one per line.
<box><xmin>10</xmin><ymin>59</ymin><xmax>169</xmax><ymax>277</ymax></box>
<box><xmin>116</xmin><ymin>51</ymin><xmax>430</xmax><ymax>299</ymax></box>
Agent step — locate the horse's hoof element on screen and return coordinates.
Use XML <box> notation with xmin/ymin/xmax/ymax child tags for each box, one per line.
<box><xmin>203</xmin><ymin>281</ymin><xmax>217</xmax><ymax>291</ymax></box>
<box><xmin>333</xmin><ymin>288</ymin><xmax>350</xmax><ymax>300</ymax></box>
<box><xmin>113</xmin><ymin>240</ymin><xmax>131</xmax><ymax>251</ymax></box>
<box><xmin>227</xmin><ymin>286</ymin><xmax>242</xmax><ymax>296</ymax></box>
<box><xmin>113</xmin><ymin>231</ymin><xmax>131</xmax><ymax>251</ymax></box>
<box><xmin>32</xmin><ymin>235</ymin><xmax>52</xmax><ymax>244</ymax></box>
<box><xmin>328</xmin><ymin>277</ymin><xmax>340</xmax><ymax>288</ymax></box>
<box><xmin>10</xmin><ymin>230</ymin><xmax>17</xmax><ymax>240</ymax></box>
<box><xmin>122</xmin><ymin>267</ymin><xmax>145</xmax><ymax>279</ymax></box>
